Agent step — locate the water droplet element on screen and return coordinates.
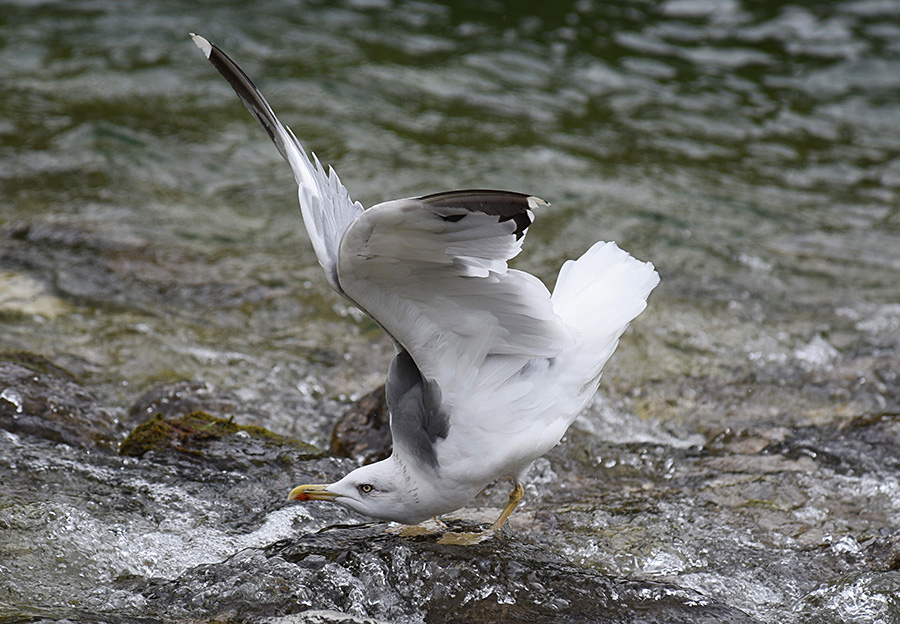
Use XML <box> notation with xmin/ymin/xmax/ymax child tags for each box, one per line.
<box><xmin>0</xmin><ymin>388</ymin><xmax>24</xmax><ymax>414</ymax></box>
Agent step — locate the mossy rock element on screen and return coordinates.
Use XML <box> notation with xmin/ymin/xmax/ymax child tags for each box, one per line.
<box><xmin>120</xmin><ymin>411</ymin><xmax>323</xmax><ymax>469</ymax></box>
<box><xmin>125</xmin><ymin>380</ymin><xmax>246</xmax><ymax>431</ymax></box>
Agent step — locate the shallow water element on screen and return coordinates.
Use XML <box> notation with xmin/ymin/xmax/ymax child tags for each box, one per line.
<box><xmin>2</xmin><ymin>0</ymin><xmax>899</xmax><ymax>622</ymax></box>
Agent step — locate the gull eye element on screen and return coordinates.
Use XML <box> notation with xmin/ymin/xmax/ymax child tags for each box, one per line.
<box><xmin>358</xmin><ymin>483</ymin><xmax>374</xmax><ymax>494</ymax></box>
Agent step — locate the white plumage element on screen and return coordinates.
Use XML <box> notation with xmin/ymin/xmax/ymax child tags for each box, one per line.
<box><xmin>192</xmin><ymin>34</ymin><xmax>659</xmax><ymax>531</ymax></box>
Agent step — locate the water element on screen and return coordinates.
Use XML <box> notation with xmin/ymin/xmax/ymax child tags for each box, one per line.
<box><xmin>2</xmin><ymin>0</ymin><xmax>899</xmax><ymax>622</ymax></box>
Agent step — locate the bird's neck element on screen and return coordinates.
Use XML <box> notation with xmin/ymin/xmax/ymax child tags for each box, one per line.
<box><xmin>387</xmin><ymin>453</ymin><xmax>481</xmax><ymax>523</ymax></box>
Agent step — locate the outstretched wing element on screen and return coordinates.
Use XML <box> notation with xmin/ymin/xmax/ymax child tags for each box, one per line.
<box><xmin>191</xmin><ymin>34</ymin><xmax>363</xmax><ymax>294</ymax></box>
<box><xmin>191</xmin><ymin>37</ymin><xmax>575</xmax><ymax>470</ymax></box>
<box><xmin>338</xmin><ymin>190</ymin><xmax>575</xmax><ymax>413</ymax></box>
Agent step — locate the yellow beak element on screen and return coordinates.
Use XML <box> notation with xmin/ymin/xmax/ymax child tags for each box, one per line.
<box><xmin>288</xmin><ymin>484</ymin><xmax>340</xmax><ymax>502</ymax></box>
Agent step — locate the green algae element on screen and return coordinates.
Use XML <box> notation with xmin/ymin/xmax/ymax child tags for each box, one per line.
<box><xmin>120</xmin><ymin>410</ymin><xmax>322</xmax><ymax>463</ymax></box>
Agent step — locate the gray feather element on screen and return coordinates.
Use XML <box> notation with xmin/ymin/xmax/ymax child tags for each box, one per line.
<box><xmin>385</xmin><ymin>350</ymin><xmax>450</xmax><ymax>471</ymax></box>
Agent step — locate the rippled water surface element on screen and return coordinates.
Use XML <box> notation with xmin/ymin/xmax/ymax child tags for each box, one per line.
<box><xmin>2</xmin><ymin>1</ymin><xmax>899</xmax><ymax>622</ymax></box>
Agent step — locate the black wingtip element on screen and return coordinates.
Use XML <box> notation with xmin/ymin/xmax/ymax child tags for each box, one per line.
<box><xmin>419</xmin><ymin>189</ymin><xmax>544</xmax><ymax>240</ymax></box>
<box><xmin>190</xmin><ymin>33</ymin><xmax>290</xmax><ymax>163</ymax></box>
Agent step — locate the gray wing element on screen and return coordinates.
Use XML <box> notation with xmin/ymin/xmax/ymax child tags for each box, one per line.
<box><xmin>338</xmin><ymin>190</ymin><xmax>576</xmax><ymax>467</ymax></box>
<box><xmin>384</xmin><ymin>349</ymin><xmax>449</xmax><ymax>472</ymax></box>
<box><xmin>192</xmin><ymin>38</ymin><xmax>575</xmax><ymax>471</ymax></box>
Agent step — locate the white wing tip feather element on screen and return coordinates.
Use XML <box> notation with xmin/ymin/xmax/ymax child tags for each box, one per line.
<box><xmin>190</xmin><ymin>33</ymin><xmax>212</xmax><ymax>58</ymax></box>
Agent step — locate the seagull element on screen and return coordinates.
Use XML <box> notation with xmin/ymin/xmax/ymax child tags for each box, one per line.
<box><xmin>191</xmin><ymin>34</ymin><xmax>659</xmax><ymax>532</ymax></box>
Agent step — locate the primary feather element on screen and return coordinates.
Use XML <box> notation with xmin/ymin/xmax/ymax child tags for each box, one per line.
<box><xmin>191</xmin><ymin>33</ymin><xmax>363</xmax><ymax>295</ymax></box>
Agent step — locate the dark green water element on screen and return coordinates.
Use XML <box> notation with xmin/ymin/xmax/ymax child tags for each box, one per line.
<box><xmin>2</xmin><ymin>1</ymin><xmax>899</xmax><ymax>622</ymax></box>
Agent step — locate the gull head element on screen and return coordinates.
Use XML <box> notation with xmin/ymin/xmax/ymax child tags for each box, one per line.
<box><xmin>289</xmin><ymin>458</ymin><xmax>433</xmax><ymax>525</ymax></box>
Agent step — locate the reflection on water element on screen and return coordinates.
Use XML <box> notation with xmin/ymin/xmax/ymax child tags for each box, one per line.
<box><xmin>1</xmin><ymin>0</ymin><xmax>899</xmax><ymax>622</ymax></box>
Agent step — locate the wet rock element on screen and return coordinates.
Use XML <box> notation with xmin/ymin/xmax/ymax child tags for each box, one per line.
<box><xmin>330</xmin><ymin>385</ymin><xmax>391</xmax><ymax>464</ymax></box>
<box><xmin>1</xmin><ymin>220</ymin><xmax>152</xmax><ymax>308</ymax></box>
<box><xmin>133</xmin><ymin>524</ymin><xmax>761</xmax><ymax>624</ymax></box>
<box><xmin>862</xmin><ymin>532</ymin><xmax>900</xmax><ymax>572</ymax></box>
<box><xmin>0</xmin><ymin>351</ymin><xmax>117</xmax><ymax>451</ymax></box>
<box><xmin>120</xmin><ymin>410</ymin><xmax>323</xmax><ymax>471</ymax></box>
<box><xmin>761</xmin><ymin>411</ymin><xmax>900</xmax><ymax>476</ymax></box>
<box><xmin>697</xmin><ymin>453</ymin><xmax>818</xmax><ymax>475</ymax></box>
<box><xmin>1</xmin><ymin>220</ymin><xmax>288</xmax><ymax>315</ymax></box>
<box><xmin>126</xmin><ymin>380</ymin><xmax>246</xmax><ymax>429</ymax></box>
<box><xmin>793</xmin><ymin>570</ymin><xmax>900</xmax><ymax>624</ymax></box>
<box><xmin>265</xmin><ymin>612</ymin><xmax>391</xmax><ymax>624</ymax></box>
<box><xmin>0</xmin><ymin>269</ymin><xmax>69</xmax><ymax>319</ymax></box>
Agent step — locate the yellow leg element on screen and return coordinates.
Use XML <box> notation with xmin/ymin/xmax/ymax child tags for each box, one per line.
<box><xmin>491</xmin><ymin>482</ymin><xmax>525</xmax><ymax>531</ymax></box>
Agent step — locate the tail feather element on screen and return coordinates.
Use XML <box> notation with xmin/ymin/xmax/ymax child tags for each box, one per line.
<box><xmin>551</xmin><ymin>241</ymin><xmax>659</xmax><ymax>395</ymax></box>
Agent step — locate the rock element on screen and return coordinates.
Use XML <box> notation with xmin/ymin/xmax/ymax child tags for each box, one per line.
<box><xmin>120</xmin><ymin>411</ymin><xmax>323</xmax><ymax>471</ymax></box>
<box><xmin>0</xmin><ymin>351</ymin><xmax>117</xmax><ymax>451</ymax></box>
<box><xmin>126</xmin><ymin>380</ymin><xmax>246</xmax><ymax>429</ymax></box>
<box><xmin>330</xmin><ymin>385</ymin><xmax>392</xmax><ymax>464</ymax></box>
<box><xmin>1</xmin><ymin>220</ymin><xmax>289</xmax><ymax>315</ymax></box>
<box><xmin>131</xmin><ymin>524</ymin><xmax>762</xmax><ymax>623</ymax></box>
<box><xmin>762</xmin><ymin>411</ymin><xmax>900</xmax><ymax>476</ymax></box>
<box><xmin>863</xmin><ymin>532</ymin><xmax>900</xmax><ymax>572</ymax></box>
<box><xmin>793</xmin><ymin>570</ymin><xmax>900</xmax><ymax>623</ymax></box>
<box><xmin>264</xmin><ymin>612</ymin><xmax>391</xmax><ymax>624</ymax></box>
